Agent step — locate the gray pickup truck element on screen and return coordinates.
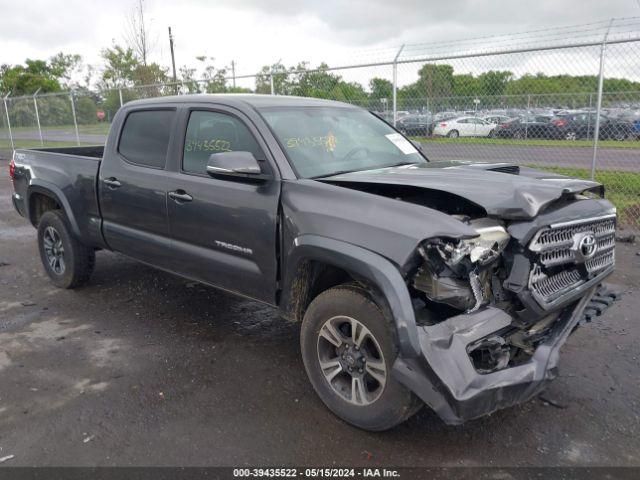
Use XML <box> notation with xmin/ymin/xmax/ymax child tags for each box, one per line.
<box><xmin>10</xmin><ymin>94</ymin><xmax>616</xmax><ymax>430</ymax></box>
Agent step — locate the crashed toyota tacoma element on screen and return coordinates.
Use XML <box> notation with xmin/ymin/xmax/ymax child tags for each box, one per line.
<box><xmin>9</xmin><ymin>95</ymin><xmax>616</xmax><ymax>430</ymax></box>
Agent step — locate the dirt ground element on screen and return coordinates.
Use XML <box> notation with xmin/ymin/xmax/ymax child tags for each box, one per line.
<box><xmin>0</xmin><ymin>167</ymin><xmax>639</xmax><ymax>467</ymax></box>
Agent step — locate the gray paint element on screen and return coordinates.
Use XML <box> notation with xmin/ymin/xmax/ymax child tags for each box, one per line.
<box><xmin>9</xmin><ymin>93</ymin><xmax>617</xmax><ymax>425</ymax></box>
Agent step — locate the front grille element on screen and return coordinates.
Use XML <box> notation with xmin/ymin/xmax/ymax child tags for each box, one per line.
<box><xmin>528</xmin><ymin>214</ymin><xmax>616</xmax><ymax>307</ymax></box>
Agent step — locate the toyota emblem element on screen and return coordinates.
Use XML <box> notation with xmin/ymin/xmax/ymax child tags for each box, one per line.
<box><xmin>579</xmin><ymin>234</ymin><xmax>597</xmax><ymax>259</ymax></box>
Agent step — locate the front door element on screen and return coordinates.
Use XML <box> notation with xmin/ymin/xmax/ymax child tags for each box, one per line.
<box><xmin>165</xmin><ymin>107</ymin><xmax>281</xmax><ymax>303</ymax></box>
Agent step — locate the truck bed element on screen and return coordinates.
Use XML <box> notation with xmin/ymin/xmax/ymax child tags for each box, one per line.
<box><xmin>12</xmin><ymin>146</ymin><xmax>104</xmax><ymax>248</ymax></box>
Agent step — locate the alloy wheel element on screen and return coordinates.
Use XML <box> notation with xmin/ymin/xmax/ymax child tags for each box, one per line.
<box><xmin>316</xmin><ymin>315</ymin><xmax>387</xmax><ymax>406</ymax></box>
<box><xmin>43</xmin><ymin>226</ymin><xmax>65</xmax><ymax>275</ymax></box>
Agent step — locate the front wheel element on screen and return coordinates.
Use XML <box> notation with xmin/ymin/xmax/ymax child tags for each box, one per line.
<box><xmin>37</xmin><ymin>210</ymin><xmax>95</xmax><ymax>289</ymax></box>
<box><xmin>300</xmin><ymin>284</ymin><xmax>422</xmax><ymax>431</ymax></box>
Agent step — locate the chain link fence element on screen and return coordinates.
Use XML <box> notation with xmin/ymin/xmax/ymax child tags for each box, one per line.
<box><xmin>1</xmin><ymin>18</ymin><xmax>639</xmax><ymax>229</ymax></box>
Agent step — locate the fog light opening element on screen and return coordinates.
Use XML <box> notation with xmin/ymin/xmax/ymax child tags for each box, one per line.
<box><xmin>468</xmin><ymin>336</ymin><xmax>511</xmax><ymax>374</ymax></box>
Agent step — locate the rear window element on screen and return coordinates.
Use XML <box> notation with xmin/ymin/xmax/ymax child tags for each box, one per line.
<box><xmin>119</xmin><ymin>109</ymin><xmax>175</xmax><ymax>168</ymax></box>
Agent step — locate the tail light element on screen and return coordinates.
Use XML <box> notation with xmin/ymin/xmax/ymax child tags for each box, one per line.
<box><xmin>9</xmin><ymin>156</ymin><xmax>15</xmax><ymax>184</ymax></box>
<box><xmin>440</xmin><ymin>123</ymin><xmax>447</xmax><ymax>127</ymax></box>
<box><xmin>553</xmin><ymin>119</ymin><xmax>567</xmax><ymax>127</ymax></box>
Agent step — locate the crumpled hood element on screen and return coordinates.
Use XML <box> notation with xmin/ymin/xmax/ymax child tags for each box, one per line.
<box><xmin>320</xmin><ymin>162</ymin><xmax>603</xmax><ymax>219</ymax></box>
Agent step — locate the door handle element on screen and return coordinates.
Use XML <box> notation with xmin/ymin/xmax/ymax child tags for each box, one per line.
<box><xmin>168</xmin><ymin>190</ymin><xmax>193</xmax><ymax>203</ymax></box>
<box><xmin>103</xmin><ymin>177</ymin><xmax>122</xmax><ymax>188</ymax></box>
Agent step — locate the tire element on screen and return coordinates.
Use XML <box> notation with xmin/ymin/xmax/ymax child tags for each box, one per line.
<box><xmin>488</xmin><ymin>129</ymin><xmax>495</xmax><ymax>138</ymax></box>
<box><xmin>300</xmin><ymin>284</ymin><xmax>422</xmax><ymax>431</ymax></box>
<box><xmin>513</xmin><ymin>130</ymin><xmax>524</xmax><ymax>140</ymax></box>
<box><xmin>565</xmin><ymin>131</ymin><xmax>577</xmax><ymax>141</ymax></box>
<box><xmin>37</xmin><ymin>210</ymin><xmax>95</xmax><ymax>289</ymax></box>
<box><xmin>447</xmin><ymin>130</ymin><xmax>459</xmax><ymax>138</ymax></box>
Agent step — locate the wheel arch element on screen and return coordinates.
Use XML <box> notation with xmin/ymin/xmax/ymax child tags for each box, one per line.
<box><xmin>279</xmin><ymin>234</ymin><xmax>421</xmax><ymax>358</ymax></box>
<box><xmin>27</xmin><ymin>181</ymin><xmax>82</xmax><ymax>238</ymax></box>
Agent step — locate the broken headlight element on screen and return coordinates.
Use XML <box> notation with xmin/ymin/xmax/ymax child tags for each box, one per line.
<box><xmin>414</xmin><ymin>219</ymin><xmax>510</xmax><ymax>312</ymax></box>
<box><xmin>431</xmin><ymin>220</ymin><xmax>510</xmax><ymax>269</ymax></box>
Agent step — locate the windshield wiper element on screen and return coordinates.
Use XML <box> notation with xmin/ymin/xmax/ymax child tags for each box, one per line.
<box><xmin>384</xmin><ymin>161</ymin><xmax>418</xmax><ymax>168</ymax></box>
<box><xmin>310</xmin><ymin>162</ymin><xmax>419</xmax><ymax>180</ymax></box>
<box><xmin>309</xmin><ymin>169</ymin><xmax>364</xmax><ymax>179</ymax></box>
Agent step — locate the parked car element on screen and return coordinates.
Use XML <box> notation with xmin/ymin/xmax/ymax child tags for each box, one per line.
<box><xmin>10</xmin><ymin>94</ymin><xmax>616</xmax><ymax>431</ymax></box>
<box><xmin>396</xmin><ymin>114</ymin><xmax>433</xmax><ymax>136</ymax></box>
<box><xmin>481</xmin><ymin>115</ymin><xmax>511</xmax><ymax>126</ymax></box>
<box><xmin>550</xmin><ymin>112</ymin><xmax>636</xmax><ymax>141</ymax></box>
<box><xmin>433</xmin><ymin>116</ymin><xmax>497</xmax><ymax>138</ymax></box>
<box><xmin>493</xmin><ymin>115</ymin><xmax>554</xmax><ymax>139</ymax></box>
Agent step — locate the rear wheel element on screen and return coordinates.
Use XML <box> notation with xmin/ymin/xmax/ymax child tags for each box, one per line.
<box><xmin>565</xmin><ymin>131</ymin><xmax>577</xmax><ymax>141</ymax></box>
<box><xmin>37</xmin><ymin>210</ymin><xmax>95</xmax><ymax>289</ymax></box>
<box><xmin>300</xmin><ymin>284</ymin><xmax>422</xmax><ymax>431</ymax></box>
<box><xmin>447</xmin><ymin>129</ymin><xmax>459</xmax><ymax>138</ymax></box>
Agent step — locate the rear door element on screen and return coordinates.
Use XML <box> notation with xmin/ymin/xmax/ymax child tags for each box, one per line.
<box><xmin>165</xmin><ymin>106</ymin><xmax>281</xmax><ymax>303</ymax></box>
<box><xmin>99</xmin><ymin>108</ymin><xmax>176</xmax><ymax>266</ymax></box>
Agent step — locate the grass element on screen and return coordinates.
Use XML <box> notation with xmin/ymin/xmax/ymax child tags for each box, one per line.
<box><xmin>411</xmin><ymin>136</ymin><xmax>640</xmax><ymax>149</ymax></box>
<box><xmin>529</xmin><ymin>165</ymin><xmax>640</xmax><ymax>230</ymax></box>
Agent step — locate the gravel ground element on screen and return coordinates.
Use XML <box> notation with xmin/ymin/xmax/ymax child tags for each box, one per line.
<box><xmin>0</xmin><ymin>167</ymin><xmax>639</xmax><ymax>467</ymax></box>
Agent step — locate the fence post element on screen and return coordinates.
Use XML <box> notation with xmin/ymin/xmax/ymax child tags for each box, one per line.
<box><xmin>33</xmin><ymin>88</ymin><xmax>44</xmax><ymax>146</ymax></box>
<box><xmin>591</xmin><ymin>18</ymin><xmax>614</xmax><ymax>181</ymax></box>
<box><xmin>392</xmin><ymin>44</ymin><xmax>405</xmax><ymax>127</ymax></box>
<box><xmin>69</xmin><ymin>92</ymin><xmax>81</xmax><ymax>146</ymax></box>
<box><xmin>118</xmin><ymin>88</ymin><xmax>124</xmax><ymax>108</ymax></box>
<box><xmin>3</xmin><ymin>94</ymin><xmax>14</xmax><ymax>152</ymax></box>
<box><xmin>586</xmin><ymin>92</ymin><xmax>593</xmax><ymax>136</ymax></box>
<box><xmin>270</xmin><ymin>69</ymin><xmax>275</xmax><ymax>95</ymax></box>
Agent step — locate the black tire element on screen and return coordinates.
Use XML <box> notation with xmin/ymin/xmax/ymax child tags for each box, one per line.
<box><xmin>37</xmin><ymin>210</ymin><xmax>95</xmax><ymax>289</ymax></box>
<box><xmin>488</xmin><ymin>129</ymin><xmax>495</xmax><ymax>138</ymax></box>
<box><xmin>447</xmin><ymin>129</ymin><xmax>459</xmax><ymax>138</ymax></box>
<box><xmin>300</xmin><ymin>284</ymin><xmax>422</xmax><ymax>431</ymax></box>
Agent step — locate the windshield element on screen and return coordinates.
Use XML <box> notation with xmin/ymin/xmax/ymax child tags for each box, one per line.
<box><xmin>258</xmin><ymin>107</ymin><xmax>426</xmax><ymax>178</ymax></box>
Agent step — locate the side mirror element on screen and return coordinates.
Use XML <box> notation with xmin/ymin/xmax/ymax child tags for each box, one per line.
<box><xmin>206</xmin><ymin>151</ymin><xmax>269</xmax><ymax>181</ymax></box>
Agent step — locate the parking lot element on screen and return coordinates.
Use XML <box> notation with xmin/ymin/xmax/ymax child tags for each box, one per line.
<box><xmin>0</xmin><ymin>166</ymin><xmax>639</xmax><ymax>467</ymax></box>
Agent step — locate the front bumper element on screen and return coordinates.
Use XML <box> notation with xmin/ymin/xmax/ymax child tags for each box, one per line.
<box><xmin>393</xmin><ymin>286</ymin><xmax>597</xmax><ymax>425</ymax></box>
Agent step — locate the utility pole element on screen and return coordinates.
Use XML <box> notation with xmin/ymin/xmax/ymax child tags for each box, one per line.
<box><xmin>168</xmin><ymin>27</ymin><xmax>178</xmax><ymax>93</ymax></box>
<box><xmin>231</xmin><ymin>61</ymin><xmax>236</xmax><ymax>89</ymax></box>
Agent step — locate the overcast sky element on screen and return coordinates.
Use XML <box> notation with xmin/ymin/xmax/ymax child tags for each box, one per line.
<box><xmin>1</xmin><ymin>0</ymin><xmax>640</xmax><ymax>86</ymax></box>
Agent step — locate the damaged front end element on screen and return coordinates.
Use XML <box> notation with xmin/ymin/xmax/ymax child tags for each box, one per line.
<box><xmin>394</xmin><ymin>204</ymin><xmax>617</xmax><ymax>425</ymax></box>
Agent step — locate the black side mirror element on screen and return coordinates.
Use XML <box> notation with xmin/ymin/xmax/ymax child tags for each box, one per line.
<box><xmin>206</xmin><ymin>152</ymin><xmax>270</xmax><ymax>181</ymax></box>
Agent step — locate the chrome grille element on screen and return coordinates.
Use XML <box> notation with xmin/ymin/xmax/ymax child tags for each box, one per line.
<box><xmin>528</xmin><ymin>214</ymin><xmax>616</xmax><ymax>307</ymax></box>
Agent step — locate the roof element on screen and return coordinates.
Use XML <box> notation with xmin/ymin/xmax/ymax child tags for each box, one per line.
<box><xmin>125</xmin><ymin>94</ymin><xmax>357</xmax><ymax>109</ymax></box>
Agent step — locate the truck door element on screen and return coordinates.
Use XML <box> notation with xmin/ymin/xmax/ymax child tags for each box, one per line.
<box><xmin>99</xmin><ymin>108</ymin><xmax>176</xmax><ymax>266</ymax></box>
<box><xmin>165</xmin><ymin>107</ymin><xmax>280</xmax><ymax>303</ymax></box>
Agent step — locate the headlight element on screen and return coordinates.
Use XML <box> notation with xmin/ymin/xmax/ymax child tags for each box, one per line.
<box><xmin>422</xmin><ymin>219</ymin><xmax>510</xmax><ymax>269</ymax></box>
<box><xmin>465</xmin><ymin>223</ymin><xmax>510</xmax><ymax>265</ymax></box>
<box><xmin>415</xmin><ymin>219</ymin><xmax>510</xmax><ymax>313</ymax></box>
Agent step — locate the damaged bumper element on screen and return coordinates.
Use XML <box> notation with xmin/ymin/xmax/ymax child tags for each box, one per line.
<box><xmin>393</xmin><ymin>285</ymin><xmax>600</xmax><ymax>425</ymax></box>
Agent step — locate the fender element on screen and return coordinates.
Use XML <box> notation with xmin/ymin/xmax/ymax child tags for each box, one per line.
<box><xmin>281</xmin><ymin>234</ymin><xmax>421</xmax><ymax>358</ymax></box>
<box><xmin>27</xmin><ymin>180</ymin><xmax>83</xmax><ymax>239</ymax></box>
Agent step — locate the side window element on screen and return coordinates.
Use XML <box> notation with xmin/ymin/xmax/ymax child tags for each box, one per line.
<box><xmin>119</xmin><ymin>110</ymin><xmax>175</xmax><ymax>168</ymax></box>
<box><xmin>183</xmin><ymin>111</ymin><xmax>265</xmax><ymax>175</ymax></box>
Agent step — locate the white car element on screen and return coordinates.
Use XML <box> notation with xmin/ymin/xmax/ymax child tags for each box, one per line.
<box><xmin>433</xmin><ymin>116</ymin><xmax>497</xmax><ymax>138</ymax></box>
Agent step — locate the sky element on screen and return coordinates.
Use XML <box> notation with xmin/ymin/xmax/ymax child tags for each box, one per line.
<box><xmin>1</xmin><ymin>0</ymin><xmax>640</xmax><ymax>88</ymax></box>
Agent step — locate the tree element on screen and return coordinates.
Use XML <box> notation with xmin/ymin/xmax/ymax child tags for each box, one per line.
<box><xmin>369</xmin><ymin>77</ymin><xmax>393</xmax><ymax>107</ymax></box>
<box><xmin>417</xmin><ymin>64</ymin><xmax>454</xmax><ymax>100</ymax></box>
<box><xmin>125</xmin><ymin>0</ymin><xmax>154</xmax><ymax>66</ymax></box>
<box><xmin>0</xmin><ymin>52</ymin><xmax>85</xmax><ymax>96</ymax></box>
<box><xmin>100</xmin><ymin>45</ymin><xmax>139</xmax><ymax>88</ymax></box>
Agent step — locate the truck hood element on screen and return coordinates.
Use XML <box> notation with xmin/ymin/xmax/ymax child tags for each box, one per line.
<box><xmin>320</xmin><ymin>162</ymin><xmax>603</xmax><ymax>220</ymax></box>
